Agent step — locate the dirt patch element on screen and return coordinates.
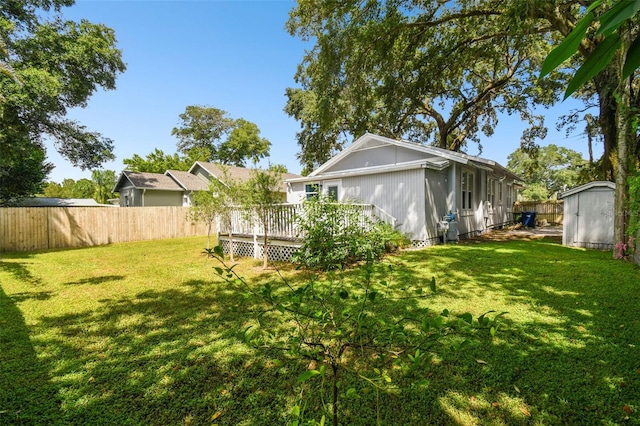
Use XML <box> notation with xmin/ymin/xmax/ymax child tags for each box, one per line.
<box><xmin>462</xmin><ymin>225</ymin><xmax>563</xmax><ymax>244</ymax></box>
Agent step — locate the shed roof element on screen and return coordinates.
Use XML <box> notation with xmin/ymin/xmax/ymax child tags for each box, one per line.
<box><xmin>557</xmin><ymin>181</ymin><xmax>615</xmax><ymax>199</ymax></box>
<box><xmin>113</xmin><ymin>171</ymin><xmax>184</xmax><ymax>192</ymax></box>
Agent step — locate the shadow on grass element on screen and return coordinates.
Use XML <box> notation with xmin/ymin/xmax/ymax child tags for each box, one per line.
<box><xmin>21</xmin><ymin>278</ymin><xmax>303</xmax><ymax>425</ymax></box>
<box><xmin>389</xmin><ymin>238</ymin><xmax>640</xmax><ymax>425</ymax></box>
<box><xmin>0</xmin><ymin>286</ymin><xmax>61</xmax><ymax>424</ymax></box>
<box><xmin>0</xmin><ymin>254</ymin><xmax>42</xmax><ymax>286</ymax></box>
<box><xmin>65</xmin><ymin>275</ymin><xmax>125</xmax><ymax>286</ymax></box>
<box><xmin>3</xmin><ymin>239</ymin><xmax>639</xmax><ymax>425</ymax></box>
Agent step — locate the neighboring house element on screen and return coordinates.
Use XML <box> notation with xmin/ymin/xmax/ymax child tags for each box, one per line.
<box><xmin>558</xmin><ymin>181</ymin><xmax>615</xmax><ymax>250</ymax></box>
<box><xmin>113</xmin><ymin>164</ymin><xmax>302</xmax><ymax>207</ymax></box>
<box><xmin>286</xmin><ymin>133</ymin><xmax>522</xmax><ymax>245</ymax></box>
<box><xmin>164</xmin><ymin>169</ymin><xmax>210</xmax><ymax>206</ymax></box>
<box><xmin>189</xmin><ymin>161</ymin><xmax>301</xmax><ymax>202</ymax></box>
<box><xmin>113</xmin><ymin>171</ymin><xmax>185</xmax><ymax>207</ymax></box>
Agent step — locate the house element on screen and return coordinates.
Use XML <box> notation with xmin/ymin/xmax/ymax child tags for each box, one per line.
<box><xmin>113</xmin><ymin>163</ymin><xmax>302</xmax><ymax>207</ymax></box>
<box><xmin>113</xmin><ymin>171</ymin><xmax>185</xmax><ymax>207</ymax></box>
<box><xmin>164</xmin><ymin>169</ymin><xmax>210</xmax><ymax>206</ymax></box>
<box><xmin>285</xmin><ymin>133</ymin><xmax>522</xmax><ymax>245</ymax></box>
<box><xmin>558</xmin><ymin>181</ymin><xmax>615</xmax><ymax>250</ymax></box>
<box><xmin>188</xmin><ymin>161</ymin><xmax>301</xmax><ymax>202</ymax></box>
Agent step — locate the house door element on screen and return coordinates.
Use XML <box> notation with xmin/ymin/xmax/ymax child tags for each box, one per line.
<box><xmin>324</xmin><ymin>180</ymin><xmax>341</xmax><ymax>201</ymax></box>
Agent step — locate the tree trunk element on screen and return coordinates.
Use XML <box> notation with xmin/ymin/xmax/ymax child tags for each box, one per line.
<box><xmin>612</xmin><ymin>31</ymin><xmax>633</xmax><ymax>259</ymax></box>
<box><xmin>262</xmin><ymin>223</ymin><xmax>269</xmax><ymax>269</ymax></box>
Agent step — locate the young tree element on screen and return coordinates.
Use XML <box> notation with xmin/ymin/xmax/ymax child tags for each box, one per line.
<box><xmin>188</xmin><ymin>166</ymin><xmax>245</xmax><ymax>257</ymax></box>
<box><xmin>172</xmin><ymin>105</ymin><xmax>271</xmax><ymax>166</ymax></box>
<box><xmin>245</xmin><ymin>168</ymin><xmax>283</xmax><ymax>269</ymax></box>
<box><xmin>0</xmin><ymin>0</ymin><xmax>126</xmax><ymax>204</ymax></box>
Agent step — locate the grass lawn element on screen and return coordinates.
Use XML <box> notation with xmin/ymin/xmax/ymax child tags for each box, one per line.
<box><xmin>1</xmin><ymin>235</ymin><xmax>639</xmax><ymax>425</ymax></box>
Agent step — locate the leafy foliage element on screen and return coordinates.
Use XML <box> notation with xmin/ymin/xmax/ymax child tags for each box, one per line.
<box><xmin>41</xmin><ymin>169</ymin><xmax>116</xmax><ymax>203</ymax></box>
<box><xmin>507</xmin><ymin>144</ymin><xmax>588</xmax><ymax>200</ymax></box>
<box><xmin>210</xmin><ymin>244</ymin><xmax>501</xmax><ymax>426</ymax></box>
<box><xmin>285</xmin><ymin>1</ymin><xmax>558</xmax><ymax>171</ymax></box>
<box><xmin>0</xmin><ymin>134</ymin><xmax>52</xmax><ymax>204</ymax></box>
<box><xmin>171</xmin><ymin>105</ymin><xmax>271</xmax><ymax>167</ymax></box>
<box><xmin>540</xmin><ymin>0</ymin><xmax>640</xmax><ymax>97</ymax></box>
<box><xmin>122</xmin><ymin>148</ymin><xmax>194</xmax><ymax>174</ymax></box>
<box><xmin>292</xmin><ymin>196</ymin><xmax>410</xmax><ymax>270</ymax></box>
<box><xmin>244</xmin><ymin>168</ymin><xmax>284</xmax><ymax>268</ymax></box>
<box><xmin>188</xmin><ymin>165</ymin><xmax>246</xmax><ymax>252</ymax></box>
<box><xmin>0</xmin><ymin>0</ymin><xmax>126</xmax><ymax>203</ymax></box>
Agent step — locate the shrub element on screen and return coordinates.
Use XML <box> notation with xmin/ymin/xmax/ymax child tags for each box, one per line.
<box><xmin>292</xmin><ymin>197</ymin><xmax>409</xmax><ymax>269</ymax></box>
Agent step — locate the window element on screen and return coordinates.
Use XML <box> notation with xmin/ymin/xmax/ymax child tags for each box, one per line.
<box><xmin>327</xmin><ymin>185</ymin><xmax>338</xmax><ymax>201</ymax></box>
<box><xmin>305</xmin><ymin>183</ymin><xmax>322</xmax><ymax>200</ymax></box>
<box><xmin>507</xmin><ymin>184</ymin><xmax>513</xmax><ymax>206</ymax></box>
<box><xmin>461</xmin><ymin>170</ymin><xmax>474</xmax><ymax>210</ymax></box>
<box><xmin>498</xmin><ymin>181</ymin><xmax>503</xmax><ymax>204</ymax></box>
<box><xmin>487</xmin><ymin>178</ymin><xmax>495</xmax><ymax>207</ymax></box>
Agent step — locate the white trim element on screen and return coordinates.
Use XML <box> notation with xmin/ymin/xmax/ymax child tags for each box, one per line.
<box><xmin>323</xmin><ymin>180</ymin><xmax>342</xmax><ymax>201</ymax></box>
<box><xmin>285</xmin><ymin>158</ymin><xmax>449</xmax><ymax>183</ymax></box>
<box><xmin>557</xmin><ymin>181</ymin><xmax>615</xmax><ymax>199</ymax></box>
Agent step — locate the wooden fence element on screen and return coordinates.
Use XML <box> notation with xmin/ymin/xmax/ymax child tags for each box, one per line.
<box><xmin>0</xmin><ymin>206</ymin><xmax>210</xmax><ymax>253</ymax></box>
<box><xmin>512</xmin><ymin>200</ymin><xmax>564</xmax><ymax>225</ymax></box>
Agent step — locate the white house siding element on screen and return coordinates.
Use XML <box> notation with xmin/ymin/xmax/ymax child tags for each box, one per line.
<box><xmin>423</xmin><ymin>168</ymin><xmax>450</xmax><ymax>241</ymax></box>
<box><xmin>287</xmin><ymin>182</ymin><xmax>306</xmax><ymax>204</ymax></box>
<box><xmin>324</xmin><ymin>144</ymin><xmax>429</xmax><ymax>173</ymax></box>
<box><xmin>341</xmin><ymin>168</ymin><xmax>428</xmax><ymax>241</ymax></box>
<box><xmin>562</xmin><ymin>184</ymin><xmax>614</xmax><ymax>249</ymax></box>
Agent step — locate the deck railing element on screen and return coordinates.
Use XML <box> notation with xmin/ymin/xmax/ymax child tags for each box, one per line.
<box><xmin>218</xmin><ymin>203</ymin><xmax>396</xmax><ymax>239</ymax></box>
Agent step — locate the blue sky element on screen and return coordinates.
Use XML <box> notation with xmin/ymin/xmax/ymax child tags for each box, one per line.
<box><xmin>48</xmin><ymin>0</ymin><xmax>595</xmax><ymax>183</ymax></box>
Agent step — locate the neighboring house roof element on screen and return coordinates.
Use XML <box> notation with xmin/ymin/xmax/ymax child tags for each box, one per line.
<box><xmin>189</xmin><ymin>162</ymin><xmax>301</xmax><ymax>192</ymax></box>
<box><xmin>17</xmin><ymin>198</ymin><xmax>113</xmax><ymax>207</ymax></box>
<box><xmin>165</xmin><ymin>169</ymin><xmax>210</xmax><ymax>191</ymax></box>
<box><xmin>286</xmin><ymin>133</ymin><xmax>521</xmax><ymax>183</ymax></box>
<box><xmin>557</xmin><ymin>181</ymin><xmax>615</xmax><ymax>199</ymax></box>
<box><xmin>113</xmin><ymin>171</ymin><xmax>185</xmax><ymax>192</ymax></box>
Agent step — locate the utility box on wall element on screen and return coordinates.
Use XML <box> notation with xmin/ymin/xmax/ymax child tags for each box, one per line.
<box><xmin>558</xmin><ymin>181</ymin><xmax>615</xmax><ymax>250</ymax></box>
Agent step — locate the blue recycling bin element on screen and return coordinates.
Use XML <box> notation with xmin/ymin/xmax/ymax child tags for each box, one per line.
<box><xmin>522</xmin><ymin>212</ymin><xmax>536</xmax><ymax>228</ymax></box>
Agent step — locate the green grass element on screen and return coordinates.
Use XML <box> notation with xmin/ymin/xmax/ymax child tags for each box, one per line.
<box><xmin>1</xmin><ymin>236</ymin><xmax>639</xmax><ymax>425</ymax></box>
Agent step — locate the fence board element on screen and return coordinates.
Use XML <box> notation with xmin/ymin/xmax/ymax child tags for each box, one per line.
<box><xmin>0</xmin><ymin>206</ymin><xmax>210</xmax><ymax>253</ymax></box>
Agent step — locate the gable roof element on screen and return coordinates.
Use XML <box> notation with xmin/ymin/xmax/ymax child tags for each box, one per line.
<box><xmin>165</xmin><ymin>169</ymin><xmax>209</xmax><ymax>191</ymax></box>
<box><xmin>189</xmin><ymin>162</ymin><xmax>302</xmax><ymax>192</ymax></box>
<box><xmin>557</xmin><ymin>181</ymin><xmax>615</xmax><ymax>199</ymax></box>
<box><xmin>290</xmin><ymin>133</ymin><xmax>520</xmax><ymax>182</ymax></box>
<box><xmin>113</xmin><ymin>171</ymin><xmax>184</xmax><ymax>192</ymax></box>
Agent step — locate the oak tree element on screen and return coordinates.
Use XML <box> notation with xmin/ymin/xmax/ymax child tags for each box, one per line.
<box><xmin>0</xmin><ymin>0</ymin><xmax>126</xmax><ymax>204</ymax></box>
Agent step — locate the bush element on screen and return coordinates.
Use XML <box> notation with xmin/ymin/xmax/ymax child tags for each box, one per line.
<box><xmin>292</xmin><ymin>196</ymin><xmax>410</xmax><ymax>269</ymax></box>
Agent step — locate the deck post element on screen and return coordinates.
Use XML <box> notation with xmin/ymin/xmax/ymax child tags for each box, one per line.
<box><xmin>253</xmin><ymin>219</ymin><xmax>260</xmax><ymax>259</ymax></box>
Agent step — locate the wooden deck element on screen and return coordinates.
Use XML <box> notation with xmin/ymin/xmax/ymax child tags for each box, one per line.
<box><xmin>218</xmin><ymin>203</ymin><xmax>396</xmax><ymax>261</ymax></box>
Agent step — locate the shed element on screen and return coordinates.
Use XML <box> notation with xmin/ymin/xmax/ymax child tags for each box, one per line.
<box><xmin>558</xmin><ymin>181</ymin><xmax>615</xmax><ymax>249</ymax></box>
